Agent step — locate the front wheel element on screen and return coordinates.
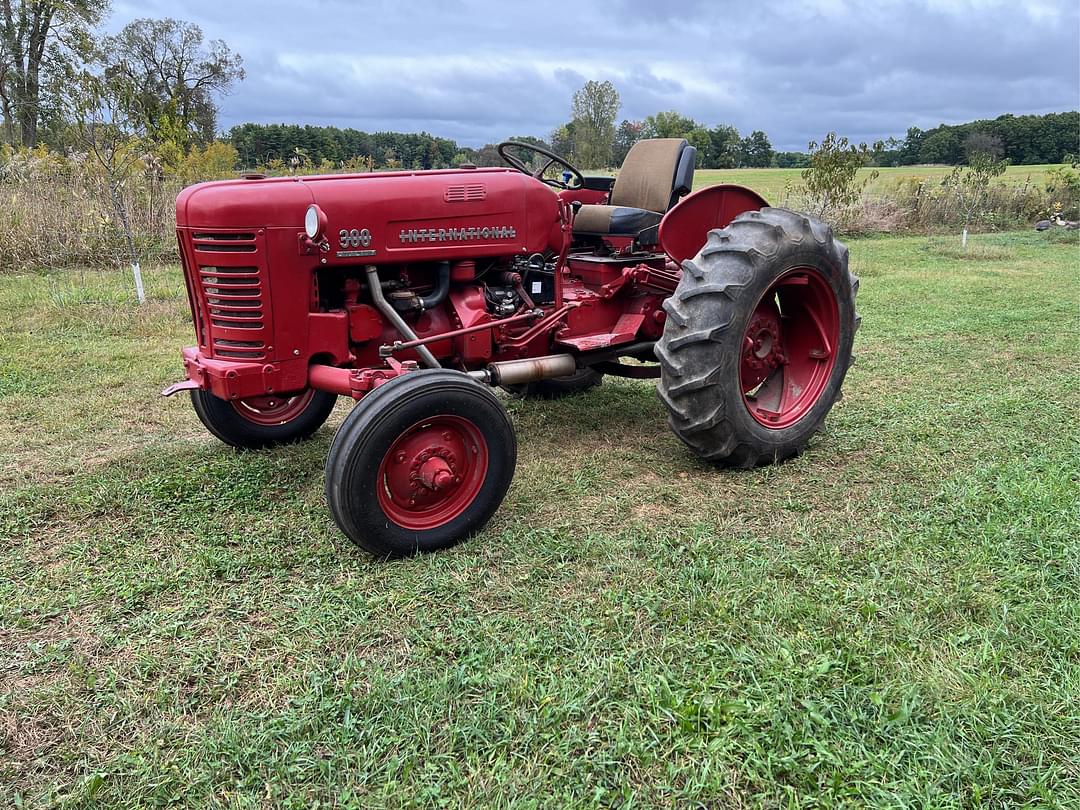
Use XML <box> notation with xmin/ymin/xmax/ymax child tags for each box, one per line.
<box><xmin>655</xmin><ymin>207</ymin><xmax>859</xmax><ymax>467</ymax></box>
<box><xmin>325</xmin><ymin>370</ymin><xmax>517</xmax><ymax>557</ymax></box>
<box><xmin>191</xmin><ymin>388</ymin><xmax>337</xmax><ymax>449</ymax></box>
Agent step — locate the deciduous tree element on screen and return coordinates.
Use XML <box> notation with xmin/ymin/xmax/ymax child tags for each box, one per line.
<box><xmin>641</xmin><ymin>110</ymin><xmax>697</xmax><ymax>139</ymax></box>
<box><xmin>612</xmin><ymin>119</ymin><xmax>642</xmax><ymax>166</ymax></box>
<box><xmin>739</xmin><ymin>130</ymin><xmax>774</xmax><ymax>168</ymax></box>
<box><xmin>0</xmin><ymin>0</ymin><xmax>107</xmax><ymax>146</ymax></box>
<box><xmin>102</xmin><ymin>18</ymin><xmax>244</xmax><ymax>151</ymax></box>
<box><xmin>801</xmin><ymin>132</ymin><xmax>881</xmax><ymax>220</ymax></box>
<box><xmin>943</xmin><ymin>148</ymin><xmax>1007</xmax><ymax>248</ymax></box>
<box><xmin>570</xmin><ymin>80</ymin><xmax>620</xmax><ymax>169</ymax></box>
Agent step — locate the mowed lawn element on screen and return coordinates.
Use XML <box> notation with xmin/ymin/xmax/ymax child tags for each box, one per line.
<box><xmin>692</xmin><ymin>164</ymin><xmax>1065</xmax><ymax>198</ymax></box>
<box><xmin>1</xmin><ymin>230</ymin><xmax>1078</xmax><ymax>807</ymax></box>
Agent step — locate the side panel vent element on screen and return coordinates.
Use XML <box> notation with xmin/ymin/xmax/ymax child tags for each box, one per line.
<box><xmin>444</xmin><ymin>184</ymin><xmax>486</xmax><ymax>202</ymax></box>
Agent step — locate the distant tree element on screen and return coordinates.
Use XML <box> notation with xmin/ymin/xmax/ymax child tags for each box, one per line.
<box><xmin>739</xmin><ymin>130</ymin><xmax>774</xmax><ymax>168</ymax></box>
<box><xmin>612</xmin><ymin>119</ymin><xmax>643</xmax><ymax>166</ymax></box>
<box><xmin>102</xmin><ymin>18</ymin><xmax>244</xmax><ymax>152</ymax></box>
<box><xmin>919</xmin><ymin>128</ymin><xmax>963</xmax><ymax>164</ymax></box>
<box><xmin>507</xmin><ymin>134</ymin><xmax>551</xmax><ymax>152</ymax></box>
<box><xmin>963</xmin><ymin>130</ymin><xmax>1004</xmax><ymax>162</ymax></box>
<box><xmin>872</xmin><ymin>136</ymin><xmax>903</xmax><ymax>167</ymax></box>
<box><xmin>801</xmin><ymin>132</ymin><xmax>881</xmax><ymax>221</ymax></box>
<box><xmin>0</xmin><ymin>0</ymin><xmax>108</xmax><ymax>147</ymax></box>
<box><xmin>570</xmin><ymin>80</ymin><xmax>620</xmax><ymax>168</ymax></box>
<box><xmin>706</xmin><ymin>124</ymin><xmax>741</xmax><ymax>168</ymax></box>
<box><xmin>774</xmin><ymin>151</ymin><xmax>810</xmax><ymax>169</ymax></box>
<box><xmin>684</xmin><ymin>126</ymin><xmax>712</xmax><ymax>166</ymax></box>
<box><xmin>897</xmin><ymin>127</ymin><xmax>925</xmax><ymax>165</ymax></box>
<box><xmin>641</xmin><ymin>110</ymin><xmax>697</xmax><ymax>139</ymax></box>
<box><xmin>475</xmin><ymin>143</ymin><xmax>502</xmax><ymax>167</ymax></box>
<box><xmin>550</xmin><ymin>122</ymin><xmax>575</xmax><ymax>160</ymax></box>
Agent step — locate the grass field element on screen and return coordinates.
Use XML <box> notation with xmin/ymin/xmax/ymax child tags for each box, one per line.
<box><xmin>692</xmin><ymin>164</ymin><xmax>1065</xmax><ymax>198</ymax></box>
<box><xmin>2</xmin><ymin>230</ymin><xmax>1079</xmax><ymax>806</ymax></box>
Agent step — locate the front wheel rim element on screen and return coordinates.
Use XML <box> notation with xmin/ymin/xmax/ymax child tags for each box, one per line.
<box><xmin>740</xmin><ymin>267</ymin><xmax>840</xmax><ymax>430</ymax></box>
<box><xmin>376</xmin><ymin>415</ymin><xmax>489</xmax><ymax>531</ymax></box>
<box><xmin>231</xmin><ymin>389</ymin><xmax>315</xmax><ymax>426</ymax></box>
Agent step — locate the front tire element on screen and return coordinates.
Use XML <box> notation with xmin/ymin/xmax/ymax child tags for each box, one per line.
<box><xmin>325</xmin><ymin>370</ymin><xmax>517</xmax><ymax>557</ymax></box>
<box><xmin>655</xmin><ymin>208</ymin><xmax>859</xmax><ymax>467</ymax></box>
<box><xmin>191</xmin><ymin>388</ymin><xmax>337</xmax><ymax>449</ymax></box>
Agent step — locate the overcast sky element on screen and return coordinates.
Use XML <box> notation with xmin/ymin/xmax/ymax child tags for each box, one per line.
<box><xmin>108</xmin><ymin>0</ymin><xmax>1079</xmax><ymax>151</ymax></box>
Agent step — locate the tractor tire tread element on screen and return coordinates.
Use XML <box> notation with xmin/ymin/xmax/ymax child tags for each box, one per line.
<box><xmin>655</xmin><ymin>207</ymin><xmax>859</xmax><ymax>467</ymax></box>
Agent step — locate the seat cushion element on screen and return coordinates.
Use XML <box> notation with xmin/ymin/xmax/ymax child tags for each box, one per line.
<box><xmin>611</xmin><ymin>138</ymin><xmax>688</xmax><ymax>213</ymax></box>
<box><xmin>573</xmin><ymin>204</ymin><xmax>662</xmax><ymax>236</ymax></box>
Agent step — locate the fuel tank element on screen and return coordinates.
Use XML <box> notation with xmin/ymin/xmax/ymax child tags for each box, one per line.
<box><xmin>176</xmin><ymin>166</ymin><xmax>564</xmax><ymax>261</ymax></box>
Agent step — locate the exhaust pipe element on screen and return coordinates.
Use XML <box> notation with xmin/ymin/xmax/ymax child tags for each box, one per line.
<box><xmin>481</xmin><ymin>354</ymin><xmax>578</xmax><ymax>386</ymax></box>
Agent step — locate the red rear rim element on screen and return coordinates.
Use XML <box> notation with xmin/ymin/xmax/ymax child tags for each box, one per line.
<box><xmin>377</xmin><ymin>415</ymin><xmax>489</xmax><ymax>530</ymax></box>
<box><xmin>740</xmin><ymin>267</ymin><xmax>840</xmax><ymax>430</ymax></box>
<box><xmin>232</xmin><ymin>389</ymin><xmax>315</xmax><ymax>426</ymax></box>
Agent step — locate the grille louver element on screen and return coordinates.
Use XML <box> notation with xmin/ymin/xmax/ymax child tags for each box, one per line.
<box><xmin>186</xmin><ymin>230</ymin><xmax>271</xmax><ymax>360</ymax></box>
<box><xmin>444</xmin><ymin>184</ymin><xmax>486</xmax><ymax>202</ymax></box>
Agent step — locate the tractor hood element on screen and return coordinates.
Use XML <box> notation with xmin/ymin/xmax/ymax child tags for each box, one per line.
<box><xmin>176</xmin><ymin>167</ymin><xmax>564</xmax><ymax>262</ymax></box>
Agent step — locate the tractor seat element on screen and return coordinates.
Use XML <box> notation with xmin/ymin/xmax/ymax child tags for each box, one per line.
<box><xmin>573</xmin><ymin>138</ymin><xmax>697</xmax><ymax>237</ymax></box>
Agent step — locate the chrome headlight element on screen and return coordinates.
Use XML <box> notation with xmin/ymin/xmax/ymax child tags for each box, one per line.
<box><xmin>304</xmin><ymin>204</ymin><xmax>326</xmax><ymax>240</ymax></box>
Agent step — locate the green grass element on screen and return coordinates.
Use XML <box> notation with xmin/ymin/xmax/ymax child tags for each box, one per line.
<box><xmin>1</xmin><ymin>230</ymin><xmax>1079</xmax><ymax>807</ymax></box>
<box><xmin>692</xmin><ymin>164</ymin><xmax>1064</xmax><ymax>198</ymax></box>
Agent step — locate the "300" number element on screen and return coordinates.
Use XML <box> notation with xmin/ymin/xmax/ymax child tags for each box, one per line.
<box><xmin>339</xmin><ymin>228</ymin><xmax>372</xmax><ymax>248</ymax></box>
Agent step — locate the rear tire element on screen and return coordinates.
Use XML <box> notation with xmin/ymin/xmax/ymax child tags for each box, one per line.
<box><xmin>655</xmin><ymin>208</ymin><xmax>859</xmax><ymax>467</ymax></box>
<box><xmin>504</xmin><ymin>368</ymin><xmax>603</xmax><ymax>398</ymax></box>
<box><xmin>191</xmin><ymin>388</ymin><xmax>337</xmax><ymax>449</ymax></box>
<box><xmin>325</xmin><ymin>370</ymin><xmax>517</xmax><ymax>557</ymax></box>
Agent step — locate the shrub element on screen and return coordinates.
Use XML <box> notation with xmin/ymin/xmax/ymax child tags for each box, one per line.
<box><xmin>801</xmin><ymin>133</ymin><xmax>881</xmax><ymax>222</ymax></box>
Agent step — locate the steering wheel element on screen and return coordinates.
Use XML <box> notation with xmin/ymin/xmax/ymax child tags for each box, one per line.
<box><xmin>497</xmin><ymin>141</ymin><xmax>585</xmax><ymax>190</ymax></box>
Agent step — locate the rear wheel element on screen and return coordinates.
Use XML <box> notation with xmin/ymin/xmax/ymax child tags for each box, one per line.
<box><xmin>504</xmin><ymin>368</ymin><xmax>603</xmax><ymax>398</ymax></box>
<box><xmin>325</xmin><ymin>370</ymin><xmax>517</xmax><ymax>557</ymax></box>
<box><xmin>656</xmin><ymin>207</ymin><xmax>859</xmax><ymax>466</ymax></box>
<box><xmin>191</xmin><ymin>388</ymin><xmax>337</xmax><ymax>449</ymax></box>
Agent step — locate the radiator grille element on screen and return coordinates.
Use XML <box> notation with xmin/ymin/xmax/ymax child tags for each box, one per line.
<box><xmin>187</xmin><ymin>230</ymin><xmax>270</xmax><ymax>360</ymax></box>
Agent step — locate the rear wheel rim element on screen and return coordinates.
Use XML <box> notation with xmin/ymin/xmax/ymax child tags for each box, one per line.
<box><xmin>231</xmin><ymin>390</ymin><xmax>315</xmax><ymax>426</ymax></box>
<box><xmin>376</xmin><ymin>415</ymin><xmax>489</xmax><ymax>530</ymax></box>
<box><xmin>740</xmin><ymin>267</ymin><xmax>840</xmax><ymax>430</ymax></box>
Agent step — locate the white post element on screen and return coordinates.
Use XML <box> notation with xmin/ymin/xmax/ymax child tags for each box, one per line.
<box><xmin>131</xmin><ymin>262</ymin><xmax>145</xmax><ymax>304</ymax></box>
<box><xmin>961</xmin><ymin>228</ymin><xmax>968</xmax><ymax>249</ymax></box>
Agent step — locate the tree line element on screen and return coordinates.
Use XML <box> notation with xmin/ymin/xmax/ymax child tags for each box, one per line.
<box><xmin>228</xmin><ymin>123</ymin><xmax>461</xmax><ymax>171</ymax></box>
<box><xmin>228</xmin><ymin>88</ymin><xmax>1076</xmax><ymax>174</ymax></box>
<box><xmin>886</xmin><ymin>112</ymin><xmax>1078</xmax><ymax>166</ymax></box>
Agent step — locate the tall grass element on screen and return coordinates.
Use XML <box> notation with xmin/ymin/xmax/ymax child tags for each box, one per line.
<box><xmin>0</xmin><ymin>149</ymin><xmax>186</xmax><ymax>272</ymax></box>
<box><xmin>0</xmin><ymin>148</ymin><xmax>1074</xmax><ymax>272</ymax></box>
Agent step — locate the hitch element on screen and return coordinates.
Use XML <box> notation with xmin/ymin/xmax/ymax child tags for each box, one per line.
<box><xmin>161</xmin><ymin>379</ymin><xmax>200</xmax><ymax>397</ymax></box>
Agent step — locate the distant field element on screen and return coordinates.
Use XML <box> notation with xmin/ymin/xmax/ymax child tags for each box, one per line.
<box><xmin>693</xmin><ymin>164</ymin><xmax>1064</xmax><ymax>199</ymax></box>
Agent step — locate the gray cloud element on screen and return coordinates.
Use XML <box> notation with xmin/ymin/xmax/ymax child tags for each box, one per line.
<box><xmin>108</xmin><ymin>0</ymin><xmax>1079</xmax><ymax>150</ymax></box>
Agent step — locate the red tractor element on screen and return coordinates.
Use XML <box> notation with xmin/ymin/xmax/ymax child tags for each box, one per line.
<box><xmin>164</xmin><ymin>139</ymin><xmax>859</xmax><ymax>556</ymax></box>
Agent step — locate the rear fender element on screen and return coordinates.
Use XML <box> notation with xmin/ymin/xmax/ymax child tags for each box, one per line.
<box><xmin>658</xmin><ymin>184</ymin><xmax>769</xmax><ymax>264</ymax></box>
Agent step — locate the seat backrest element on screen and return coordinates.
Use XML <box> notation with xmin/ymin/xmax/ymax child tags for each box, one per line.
<box><xmin>610</xmin><ymin>138</ymin><xmax>697</xmax><ymax>213</ymax></box>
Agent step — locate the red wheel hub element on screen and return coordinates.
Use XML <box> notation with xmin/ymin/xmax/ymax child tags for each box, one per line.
<box><xmin>377</xmin><ymin>415</ymin><xmax>489</xmax><ymax>530</ymax></box>
<box><xmin>740</xmin><ymin>267</ymin><xmax>840</xmax><ymax>429</ymax></box>
<box><xmin>232</xmin><ymin>389</ymin><xmax>315</xmax><ymax>425</ymax></box>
